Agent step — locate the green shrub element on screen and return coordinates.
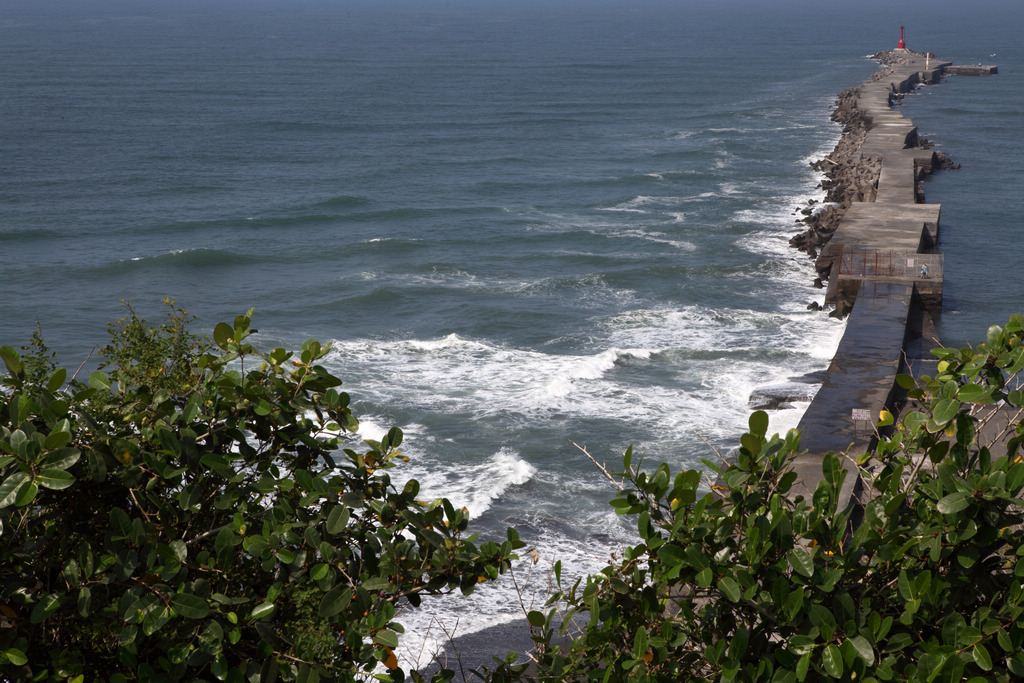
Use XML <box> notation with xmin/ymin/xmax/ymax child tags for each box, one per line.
<box><xmin>0</xmin><ymin>305</ymin><xmax>520</xmax><ymax>682</ymax></box>
<box><xmin>504</xmin><ymin>315</ymin><xmax>1024</xmax><ymax>682</ymax></box>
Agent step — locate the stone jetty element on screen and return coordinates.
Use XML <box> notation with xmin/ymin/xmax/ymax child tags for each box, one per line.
<box><xmin>784</xmin><ymin>49</ymin><xmax>996</xmax><ymax>504</ymax></box>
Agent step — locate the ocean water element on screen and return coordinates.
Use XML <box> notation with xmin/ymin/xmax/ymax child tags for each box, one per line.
<box><xmin>3</xmin><ymin>0</ymin><xmax>1021</xmax><ymax>669</ymax></box>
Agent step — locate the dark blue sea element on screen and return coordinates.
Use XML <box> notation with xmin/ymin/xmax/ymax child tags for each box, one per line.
<box><xmin>3</xmin><ymin>0</ymin><xmax>1021</xmax><ymax>667</ymax></box>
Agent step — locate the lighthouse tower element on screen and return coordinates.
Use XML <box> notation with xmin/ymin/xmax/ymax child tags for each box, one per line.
<box><xmin>896</xmin><ymin>25</ymin><xmax>907</xmax><ymax>52</ymax></box>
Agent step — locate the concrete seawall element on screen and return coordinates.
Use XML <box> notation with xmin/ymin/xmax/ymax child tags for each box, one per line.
<box><xmin>789</xmin><ymin>52</ymin><xmax>995</xmax><ymax>503</ymax></box>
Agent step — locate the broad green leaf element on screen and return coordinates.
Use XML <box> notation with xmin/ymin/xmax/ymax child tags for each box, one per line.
<box><xmin>895</xmin><ymin>373</ymin><xmax>917</xmax><ymax>390</ymax></box>
<box><xmin>527</xmin><ymin>610</ymin><xmax>545</xmax><ymax>628</ymax></box>
<box><xmin>250</xmin><ymin>603</ymin><xmax>275</xmax><ymax>620</ymax></box>
<box><xmin>696</xmin><ymin>567</ymin><xmax>713</xmax><ymax>588</ymax></box>
<box><xmin>749</xmin><ymin>411</ymin><xmax>769</xmax><ymax>438</ymax></box>
<box><xmin>8</xmin><ymin>429</ymin><xmax>27</xmax><ymax>454</ymax></box>
<box><xmin>795</xmin><ymin>652</ymin><xmax>811</xmax><ymax>681</ymax></box>
<box><xmin>326</xmin><ymin>505</ymin><xmax>350</xmax><ymax>534</ymax></box>
<box><xmin>362</xmin><ymin>577</ymin><xmax>390</xmax><ymax>591</ymax></box>
<box><xmin>318</xmin><ymin>585</ymin><xmax>352</xmax><ymax>619</ymax></box>
<box><xmin>973</xmin><ymin>643</ymin><xmax>993</xmax><ymax>671</ymax></box>
<box><xmin>956</xmin><ymin>383</ymin><xmax>989</xmax><ymax>402</ymax></box>
<box><xmin>142</xmin><ymin>605</ymin><xmax>172</xmax><ymax>635</ymax></box>
<box><xmin>741</xmin><ymin>432</ymin><xmax>761</xmax><ymax>456</ymax></box>
<box><xmin>200</xmin><ymin>454</ymin><xmax>231</xmax><ymax>472</ymax></box>
<box><xmin>37</xmin><ymin>468</ymin><xmax>75</xmax><ymax>490</ymax></box>
<box><xmin>808</xmin><ymin>604</ymin><xmax>837</xmax><ymax>638</ymax></box>
<box><xmin>215</xmin><ymin>527</ymin><xmax>235</xmax><ymax>555</ymax></box>
<box><xmin>0</xmin><ymin>346</ymin><xmax>23</xmax><ymax>377</ymax></box>
<box><xmin>848</xmin><ymin>635</ymin><xmax>875</xmax><ymax>666</ymax></box>
<box><xmin>46</xmin><ymin>366</ymin><xmax>67</xmax><ymax>393</ymax></box>
<box><xmin>931</xmin><ymin>398</ymin><xmax>960</xmax><ymax>428</ymax></box>
<box><xmin>788</xmin><ymin>634</ymin><xmax>816</xmax><ymax>656</ymax></box>
<box><xmin>987</xmin><ymin>325</ymin><xmax>1003</xmax><ymax>348</ymax></box>
<box><xmin>822</xmin><ymin>644</ymin><xmax>843</xmax><ymax>677</ymax></box>
<box><xmin>243</xmin><ymin>535</ymin><xmax>269</xmax><ymax>555</ymax></box>
<box><xmin>168</xmin><ymin>641</ymin><xmax>192</xmax><ymax>665</ymax></box>
<box><xmin>213</xmin><ymin>322</ymin><xmax>234</xmax><ymax>349</ymax></box>
<box><xmin>3</xmin><ymin>648</ymin><xmax>28</xmax><ymax>666</ymax></box>
<box><xmin>41</xmin><ymin>447</ymin><xmax>80</xmax><ymax>470</ymax></box>
<box><xmin>171</xmin><ymin>593</ymin><xmax>211</xmax><ymax>620</ymax></box>
<box><xmin>77</xmin><ymin>586</ymin><xmax>91</xmax><ymax>617</ymax></box>
<box><xmin>997</xmin><ymin>627</ymin><xmax>1013</xmax><ymax>653</ymax></box>
<box><xmin>717</xmin><ymin>576</ymin><xmax>741</xmax><ymax>602</ymax></box>
<box><xmin>211</xmin><ymin>655</ymin><xmax>228</xmax><ymax>680</ymax></box>
<box><xmin>374</xmin><ymin>629</ymin><xmax>399</xmax><ymax>650</ymax></box>
<box><xmin>657</xmin><ymin>544</ymin><xmax>686</xmax><ymax>567</ymax></box>
<box><xmin>1008</xmin><ymin>653</ymin><xmax>1024</xmax><ymax>677</ymax></box>
<box><xmin>937</xmin><ymin>492</ymin><xmax>970</xmax><ymax>515</ymax></box>
<box><xmin>0</xmin><ymin>472</ymin><xmax>30</xmax><ymax>508</ymax></box>
<box><xmin>632</xmin><ymin>627</ymin><xmax>648</xmax><ymax>660</ymax></box>
<box><xmin>42</xmin><ymin>430</ymin><xmax>72</xmax><ymax>451</ymax></box>
<box><xmin>901</xmin><ymin>411</ymin><xmax>928</xmax><ymax>432</ymax></box>
<box><xmin>897</xmin><ymin>571</ymin><xmax>914</xmax><ymax>601</ymax></box>
<box><xmin>14</xmin><ymin>480</ymin><xmax>38</xmax><ymax>507</ymax></box>
<box><xmin>30</xmin><ymin>594</ymin><xmax>63</xmax><ymax>624</ymax></box>
<box><xmin>784</xmin><ymin>588</ymin><xmax>805</xmax><ymax>621</ymax></box>
<box><xmin>941</xmin><ymin>613</ymin><xmax>967</xmax><ymax>647</ymax></box>
<box><xmin>88</xmin><ymin>370</ymin><xmax>111</xmax><ymax>390</ymax></box>
<box><xmin>823</xmin><ymin>452</ymin><xmax>841</xmax><ymax>486</ymax></box>
<box><xmin>787</xmin><ymin>549</ymin><xmax>814</xmax><ymax>578</ymax></box>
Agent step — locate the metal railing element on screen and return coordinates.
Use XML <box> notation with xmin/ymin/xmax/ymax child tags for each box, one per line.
<box><xmin>835</xmin><ymin>249</ymin><xmax>943</xmax><ymax>280</ymax></box>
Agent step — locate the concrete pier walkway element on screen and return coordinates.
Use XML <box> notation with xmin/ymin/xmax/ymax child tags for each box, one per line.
<box><xmin>790</xmin><ymin>52</ymin><xmax>994</xmax><ymax>502</ymax></box>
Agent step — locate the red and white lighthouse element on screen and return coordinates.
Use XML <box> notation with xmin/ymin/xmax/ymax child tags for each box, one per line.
<box><xmin>896</xmin><ymin>25</ymin><xmax>906</xmax><ymax>51</ymax></box>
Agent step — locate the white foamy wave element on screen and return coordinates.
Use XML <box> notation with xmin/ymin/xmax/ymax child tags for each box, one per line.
<box><xmin>395</xmin><ymin>448</ymin><xmax>536</xmax><ymax>518</ymax></box>
<box><xmin>601</xmin><ymin>195</ymin><xmax>659</xmax><ymax>213</ymax></box>
<box><xmin>406</xmin><ymin>332</ymin><xmax>488</xmax><ymax>353</ymax></box>
<box><xmin>351</xmin><ymin>416</ymin><xmax>427</xmax><ymax>444</ymax></box>
<box><xmin>523</xmin><ymin>212</ymin><xmax>624</xmax><ymax>233</ymax></box>
<box><xmin>539</xmin><ymin>347</ymin><xmax>652</xmax><ymax>400</ymax></box>
<box><xmin>731</xmin><ymin>191</ymin><xmax>827</xmax><ymax>231</ymax></box>
<box><xmin>601</xmin><ymin>194</ymin><xmax>696</xmax><ymax>213</ymax></box>
<box><xmin>592</xmin><ymin>304</ymin><xmax>844</xmax><ymax>447</ymax></box>
<box><xmin>325</xmin><ymin>304</ymin><xmax>842</xmax><ymax>467</ymax></box>
<box><xmin>352</xmin><ymin>416</ymin><xmax>391</xmax><ymax>442</ymax></box>
<box><xmin>124</xmin><ymin>248</ymin><xmax>192</xmax><ymax>262</ymax></box>
<box><xmin>798</xmin><ymin>144</ymin><xmax>839</xmax><ymax>168</ymax></box>
<box><xmin>395</xmin><ymin>506</ymin><xmax>628</xmax><ymax>673</ymax></box>
<box><xmin>608</xmin><ymin>228</ymin><xmax>696</xmax><ymax>251</ymax></box>
<box><xmin>324</xmin><ymin>335</ymin><xmax>655</xmax><ymax>418</ymax></box>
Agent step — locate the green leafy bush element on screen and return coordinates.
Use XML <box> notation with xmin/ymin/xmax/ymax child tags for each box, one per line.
<box><xmin>506</xmin><ymin>315</ymin><xmax>1024</xmax><ymax>682</ymax></box>
<box><xmin>0</xmin><ymin>305</ymin><xmax>521</xmax><ymax>682</ymax></box>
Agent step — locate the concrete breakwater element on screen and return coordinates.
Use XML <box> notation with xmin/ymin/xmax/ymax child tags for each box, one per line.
<box><xmin>783</xmin><ymin>50</ymin><xmax>996</xmax><ymax>502</ymax></box>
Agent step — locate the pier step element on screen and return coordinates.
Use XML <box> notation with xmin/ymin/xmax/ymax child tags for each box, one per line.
<box><xmin>944</xmin><ymin>64</ymin><xmax>997</xmax><ymax>76</ymax></box>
